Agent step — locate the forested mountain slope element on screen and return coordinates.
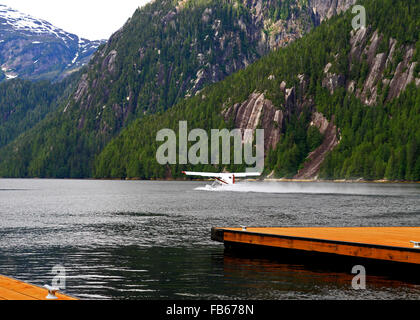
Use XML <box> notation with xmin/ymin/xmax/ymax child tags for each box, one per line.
<box><xmin>0</xmin><ymin>71</ymin><xmax>81</xmax><ymax>149</ymax></box>
<box><xmin>92</xmin><ymin>0</ymin><xmax>420</xmax><ymax>181</ymax></box>
<box><xmin>0</xmin><ymin>0</ymin><xmax>356</xmax><ymax>178</ymax></box>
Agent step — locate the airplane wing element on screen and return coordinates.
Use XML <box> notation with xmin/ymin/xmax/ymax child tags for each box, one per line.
<box><xmin>182</xmin><ymin>171</ymin><xmax>225</xmax><ymax>178</ymax></box>
<box><xmin>232</xmin><ymin>172</ymin><xmax>261</xmax><ymax>177</ymax></box>
<box><xmin>183</xmin><ymin>171</ymin><xmax>261</xmax><ymax>178</ymax></box>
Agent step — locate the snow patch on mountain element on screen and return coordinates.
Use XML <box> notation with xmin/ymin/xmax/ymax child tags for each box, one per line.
<box><xmin>0</xmin><ymin>4</ymin><xmax>106</xmax><ymax>81</ymax></box>
<box><xmin>0</xmin><ymin>4</ymin><xmax>73</xmax><ymax>43</ymax></box>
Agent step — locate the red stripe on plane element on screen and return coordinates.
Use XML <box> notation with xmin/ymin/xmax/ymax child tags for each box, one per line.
<box><xmin>215</xmin><ymin>177</ymin><xmax>228</xmax><ymax>185</ymax></box>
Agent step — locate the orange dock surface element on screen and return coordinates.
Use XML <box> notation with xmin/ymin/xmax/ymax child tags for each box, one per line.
<box><xmin>211</xmin><ymin>227</ymin><xmax>420</xmax><ymax>265</ymax></box>
<box><xmin>0</xmin><ymin>275</ymin><xmax>77</xmax><ymax>300</ymax></box>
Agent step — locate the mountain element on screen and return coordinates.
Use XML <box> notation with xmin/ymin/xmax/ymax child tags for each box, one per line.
<box><xmin>92</xmin><ymin>0</ymin><xmax>420</xmax><ymax>181</ymax></box>
<box><xmin>0</xmin><ymin>0</ymin><xmax>357</xmax><ymax>178</ymax></box>
<box><xmin>0</xmin><ymin>0</ymin><xmax>418</xmax><ymax>181</ymax></box>
<box><xmin>0</xmin><ymin>70</ymin><xmax>82</xmax><ymax>149</ymax></box>
<box><xmin>0</xmin><ymin>4</ymin><xmax>105</xmax><ymax>81</ymax></box>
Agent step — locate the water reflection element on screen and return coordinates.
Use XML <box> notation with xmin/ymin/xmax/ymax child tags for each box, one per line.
<box><xmin>221</xmin><ymin>252</ymin><xmax>420</xmax><ymax>300</ymax></box>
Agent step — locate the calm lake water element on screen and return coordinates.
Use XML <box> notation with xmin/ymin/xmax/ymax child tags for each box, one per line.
<box><xmin>0</xmin><ymin>179</ymin><xmax>419</xmax><ymax>300</ymax></box>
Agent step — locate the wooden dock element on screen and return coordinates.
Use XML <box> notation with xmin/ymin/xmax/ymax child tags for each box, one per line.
<box><xmin>0</xmin><ymin>275</ymin><xmax>77</xmax><ymax>300</ymax></box>
<box><xmin>211</xmin><ymin>227</ymin><xmax>420</xmax><ymax>265</ymax></box>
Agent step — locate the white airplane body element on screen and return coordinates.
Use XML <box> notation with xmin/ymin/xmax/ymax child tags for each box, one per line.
<box><xmin>182</xmin><ymin>171</ymin><xmax>261</xmax><ymax>185</ymax></box>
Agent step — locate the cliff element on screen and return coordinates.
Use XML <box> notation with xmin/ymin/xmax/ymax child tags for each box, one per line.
<box><xmin>221</xmin><ymin>18</ymin><xmax>419</xmax><ymax>179</ymax></box>
<box><xmin>0</xmin><ymin>0</ymin><xmax>358</xmax><ymax>178</ymax></box>
<box><xmin>0</xmin><ymin>0</ymin><xmax>418</xmax><ymax>181</ymax></box>
<box><xmin>88</xmin><ymin>0</ymin><xmax>419</xmax><ymax>181</ymax></box>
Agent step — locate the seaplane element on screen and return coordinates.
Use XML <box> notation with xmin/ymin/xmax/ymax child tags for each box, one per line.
<box><xmin>182</xmin><ymin>171</ymin><xmax>261</xmax><ymax>188</ymax></box>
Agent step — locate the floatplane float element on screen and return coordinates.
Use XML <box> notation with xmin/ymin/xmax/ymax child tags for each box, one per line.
<box><xmin>182</xmin><ymin>171</ymin><xmax>261</xmax><ymax>189</ymax></box>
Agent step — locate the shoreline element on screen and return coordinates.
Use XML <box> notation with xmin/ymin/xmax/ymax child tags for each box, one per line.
<box><xmin>0</xmin><ymin>177</ymin><xmax>419</xmax><ymax>184</ymax></box>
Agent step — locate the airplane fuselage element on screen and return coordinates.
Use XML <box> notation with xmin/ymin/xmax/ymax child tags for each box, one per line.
<box><xmin>182</xmin><ymin>171</ymin><xmax>261</xmax><ymax>185</ymax></box>
<box><xmin>215</xmin><ymin>174</ymin><xmax>235</xmax><ymax>185</ymax></box>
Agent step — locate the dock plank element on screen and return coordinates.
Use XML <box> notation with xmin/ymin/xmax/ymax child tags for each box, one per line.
<box><xmin>223</xmin><ymin>227</ymin><xmax>420</xmax><ymax>249</ymax></box>
<box><xmin>214</xmin><ymin>227</ymin><xmax>420</xmax><ymax>265</ymax></box>
<box><xmin>0</xmin><ymin>275</ymin><xmax>77</xmax><ymax>300</ymax></box>
<box><xmin>0</xmin><ymin>287</ymin><xmax>38</xmax><ymax>300</ymax></box>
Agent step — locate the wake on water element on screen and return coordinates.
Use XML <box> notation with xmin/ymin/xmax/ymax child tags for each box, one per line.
<box><xmin>194</xmin><ymin>181</ymin><xmax>417</xmax><ymax>196</ymax></box>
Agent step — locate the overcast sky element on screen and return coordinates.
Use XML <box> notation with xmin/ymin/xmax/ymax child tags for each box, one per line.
<box><xmin>1</xmin><ymin>0</ymin><xmax>151</xmax><ymax>40</ymax></box>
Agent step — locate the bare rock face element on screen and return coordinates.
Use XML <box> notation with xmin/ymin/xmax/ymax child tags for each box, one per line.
<box><xmin>309</xmin><ymin>0</ymin><xmax>357</xmax><ymax>22</ymax></box>
<box><xmin>73</xmin><ymin>74</ymin><xmax>89</xmax><ymax>104</ymax></box>
<box><xmin>349</xmin><ymin>28</ymin><xmax>419</xmax><ymax>105</ymax></box>
<box><xmin>311</xmin><ymin>111</ymin><xmax>330</xmax><ymax>135</ymax></box>
<box><xmin>102</xmin><ymin>50</ymin><xmax>118</xmax><ymax>75</ymax></box>
<box><xmin>387</xmin><ymin>47</ymin><xmax>416</xmax><ymax>101</ymax></box>
<box><xmin>353</xmin><ymin>30</ymin><xmax>387</xmax><ymax>105</ymax></box>
<box><xmin>322</xmin><ymin>61</ymin><xmax>345</xmax><ymax>94</ymax></box>
<box><xmin>294</xmin><ymin>112</ymin><xmax>339</xmax><ymax>180</ymax></box>
<box><xmin>365</xmin><ymin>30</ymin><xmax>383</xmax><ymax>65</ymax></box>
<box><xmin>347</xmin><ymin>80</ymin><xmax>356</xmax><ymax>93</ymax></box>
<box><xmin>349</xmin><ymin>26</ymin><xmax>370</xmax><ymax>61</ymax></box>
<box><xmin>242</xmin><ymin>0</ymin><xmax>358</xmax><ymax>53</ymax></box>
<box><xmin>222</xmin><ymin>92</ymin><xmax>283</xmax><ymax>153</ymax></box>
<box><xmin>222</xmin><ymin>79</ymin><xmax>314</xmax><ymax>160</ymax></box>
<box><xmin>359</xmin><ymin>52</ymin><xmax>387</xmax><ymax>105</ymax></box>
<box><xmin>322</xmin><ymin>72</ymin><xmax>346</xmax><ymax>94</ymax></box>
